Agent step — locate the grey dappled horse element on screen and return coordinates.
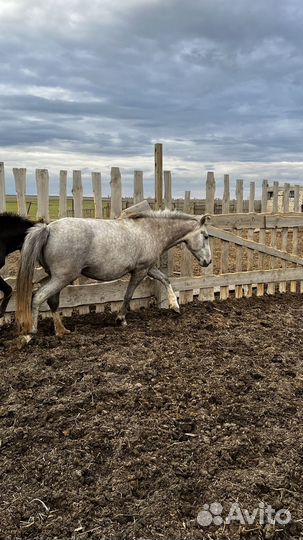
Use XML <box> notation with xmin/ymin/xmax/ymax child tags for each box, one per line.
<box><xmin>16</xmin><ymin>210</ymin><xmax>212</xmax><ymax>344</ymax></box>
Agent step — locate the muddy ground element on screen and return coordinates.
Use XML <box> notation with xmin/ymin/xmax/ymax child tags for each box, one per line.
<box><xmin>0</xmin><ymin>294</ymin><xmax>302</xmax><ymax>540</ymax></box>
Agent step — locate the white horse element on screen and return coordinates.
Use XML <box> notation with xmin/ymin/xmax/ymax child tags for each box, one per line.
<box><xmin>16</xmin><ymin>209</ymin><xmax>212</xmax><ymax>344</ymax></box>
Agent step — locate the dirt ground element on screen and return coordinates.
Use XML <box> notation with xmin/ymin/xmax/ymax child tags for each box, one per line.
<box><xmin>0</xmin><ymin>294</ymin><xmax>302</xmax><ymax>540</ymax></box>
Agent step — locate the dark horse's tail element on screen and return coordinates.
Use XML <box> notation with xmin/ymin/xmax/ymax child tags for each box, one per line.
<box><xmin>16</xmin><ymin>223</ymin><xmax>49</xmax><ymax>334</ymax></box>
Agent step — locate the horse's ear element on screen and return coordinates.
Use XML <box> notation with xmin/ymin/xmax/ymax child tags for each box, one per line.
<box><xmin>200</xmin><ymin>214</ymin><xmax>211</xmax><ymax>226</ymax></box>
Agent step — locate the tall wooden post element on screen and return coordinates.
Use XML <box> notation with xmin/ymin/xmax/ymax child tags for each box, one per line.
<box><xmin>179</xmin><ymin>191</ymin><xmax>193</xmax><ymax>304</ymax></box>
<box><xmin>134</xmin><ymin>171</ymin><xmax>144</xmax><ymax>204</ymax></box>
<box><xmin>59</xmin><ymin>170</ymin><xmax>67</xmax><ymax>218</ymax></box>
<box><xmin>92</xmin><ymin>172</ymin><xmax>102</xmax><ymax>218</ymax></box>
<box><xmin>72</xmin><ymin>170</ymin><xmax>83</xmax><ymax>218</ymax></box>
<box><xmin>0</xmin><ymin>163</ymin><xmax>5</xmax><ymax>212</ymax></box>
<box><xmin>36</xmin><ymin>169</ymin><xmax>50</xmax><ymax>221</ymax></box>
<box><xmin>220</xmin><ymin>174</ymin><xmax>230</xmax><ymax>300</ymax></box>
<box><xmin>235</xmin><ymin>179</ymin><xmax>244</xmax><ymax>298</ymax></box>
<box><xmin>13</xmin><ymin>168</ymin><xmax>27</xmax><ymax>216</ymax></box>
<box><xmin>199</xmin><ymin>171</ymin><xmax>215</xmax><ymax>302</ymax></box>
<box><xmin>154</xmin><ymin>143</ymin><xmax>163</xmax><ymax>210</ymax></box>
<box><xmin>110</xmin><ymin>167</ymin><xmax>122</xmax><ymax>218</ymax></box>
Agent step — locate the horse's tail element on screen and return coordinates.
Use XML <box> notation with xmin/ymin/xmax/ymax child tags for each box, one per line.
<box><xmin>16</xmin><ymin>223</ymin><xmax>50</xmax><ymax>334</ymax></box>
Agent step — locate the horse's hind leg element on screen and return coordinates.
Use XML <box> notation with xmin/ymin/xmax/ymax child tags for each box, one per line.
<box><xmin>148</xmin><ymin>267</ymin><xmax>180</xmax><ymax>312</ymax></box>
<box><xmin>32</xmin><ymin>277</ymin><xmax>72</xmax><ymax>335</ymax></box>
<box><xmin>116</xmin><ymin>268</ymin><xmax>148</xmax><ymax>326</ymax></box>
<box><xmin>47</xmin><ymin>292</ymin><xmax>71</xmax><ymax>337</ymax></box>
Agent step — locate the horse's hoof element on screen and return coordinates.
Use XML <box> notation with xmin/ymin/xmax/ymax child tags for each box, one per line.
<box><xmin>116</xmin><ymin>317</ymin><xmax>127</xmax><ymax>327</ymax></box>
<box><xmin>16</xmin><ymin>335</ymin><xmax>33</xmax><ymax>349</ymax></box>
<box><xmin>56</xmin><ymin>328</ymin><xmax>71</xmax><ymax>337</ymax></box>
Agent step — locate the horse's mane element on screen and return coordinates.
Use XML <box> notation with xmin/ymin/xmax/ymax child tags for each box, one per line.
<box><xmin>122</xmin><ymin>209</ymin><xmax>199</xmax><ymax>221</ymax></box>
<box><xmin>0</xmin><ymin>212</ymin><xmax>35</xmax><ymax>228</ymax></box>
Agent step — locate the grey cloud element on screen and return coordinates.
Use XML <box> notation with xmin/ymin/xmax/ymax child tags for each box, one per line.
<box><xmin>0</xmin><ymin>0</ymin><xmax>301</xmax><ymax>194</ymax></box>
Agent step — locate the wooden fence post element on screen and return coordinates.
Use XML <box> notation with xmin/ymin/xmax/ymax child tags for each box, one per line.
<box><xmin>279</xmin><ymin>183</ymin><xmax>290</xmax><ymax>293</ymax></box>
<box><xmin>155</xmin><ymin>143</ymin><xmax>163</xmax><ymax>210</ymax></box>
<box><xmin>110</xmin><ymin>167</ymin><xmax>122</xmax><ymax>218</ymax></box>
<box><xmin>134</xmin><ymin>171</ymin><xmax>144</xmax><ymax>204</ymax></box>
<box><xmin>59</xmin><ymin>170</ymin><xmax>67</xmax><ymax>218</ymax></box>
<box><xmin>290</xmin><ymin>185</ymin><xmax>300</xmax><ymax>293</ymax></box>
<box><xmin>199</xmin><ymin>171</ymin><xmax>215</xmax><ymax>301</ymax></box>
<box><xmin>179</xmin><ymin>191</ymin><xmax>193</xmax><ymax>304</ymax></box>
<box><xmin>0</xmin><ymin>163</ymin><xmax>5</xmax><ymax>212</ymax></box>
<box><xmin>164</xmin><ymin>170</ymin><xmax>173</xmax><ymax>276</ymax></box>
<box><xmin>245</xmin><ymin>181</ymin><xmax>256</xmax><ymax>297</ymax></box>
<box><xmin>13</xmin><ymin>168</ymin><xmax>27</xmax><ymax>216</ymax></box>
<box><xmin>92</xmin><ymin>172</ymin><xmax>102</xmax><ymax>218</ymax></box>
<box><xmin>72</xmin><ymin>171</ymin><xmax>83</xmax><ymax>218</ymax></box>
<box><xmin>220</xmin><ymin>174</ymin><xmax>230</xmax><ymax>300</ymax></box>
<box><xmin>36</xmin><ymin>169</ymin><xmax>50</xmax><ymax>221</ymax></box>
<box><xmin>256</xmin><ymin>179</ymin><xmax>268</xmax><ymax>296</ymax></box>
<box><xmin>268</xmin><ymin>181</ymin><xmax>279</xmax><ymax>295</ymax></box>
<box><xmin>235</xmin><ymin>179</ymin><xmax>244</xmax><ymax>298</ymax></box>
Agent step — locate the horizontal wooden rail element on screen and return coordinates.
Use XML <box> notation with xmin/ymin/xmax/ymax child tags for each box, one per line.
<box><xmin>209</xmin><ymin>226</ymin><xmax>303</xmax><ymax>266</ymax></box>
<box><xmin>211</xmin><ymin>213</ymin><xmax>303</xmax><ymax>230</ymax></box>
<box><xmin>171</xmin><ymin>267</ymin><xmax>303</xmax><ymax>291</ymax></box>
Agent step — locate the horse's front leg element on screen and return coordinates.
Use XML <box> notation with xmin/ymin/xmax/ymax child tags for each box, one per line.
<box><xmin>148</xmin><ymin>266</ymin><xmax>180</xmax><ymax>313</ymax></box>
<box><xmin>0</xmin><ymin>276</ymin><xmax>13</xmax><ymax>318</ymax></box>
<box><xmin>116</xmin><ymin>269</ymin><xmax>148</xmax><ymax>326</ymax></box>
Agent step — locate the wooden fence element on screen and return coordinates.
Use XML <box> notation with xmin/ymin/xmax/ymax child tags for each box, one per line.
<box><xmin>0</xmin><ymin>144</ymin><xmax>303</xmax><ymax>326</ymax></box>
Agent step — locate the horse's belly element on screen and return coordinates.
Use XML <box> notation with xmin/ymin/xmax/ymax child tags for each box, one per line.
<box><xmin>81</xmin><ymin>264</ymin><xmax>132</xmax><ymax>282</ymax></box>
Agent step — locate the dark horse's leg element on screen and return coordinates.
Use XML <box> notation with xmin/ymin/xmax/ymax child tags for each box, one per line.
<box><xmin>116</xmin><ymin>268</ymin><xmax>148</xmax><ymax>326</ymax></box>
<box><xmin>0</xmin><ymin>276</ymin><xmax>12</xmax><ymax>317</ymax></box>
<box><xmin>0</xmin><ymin>247</ymin><xmax>12</xmax><ymax>317</ymax></box>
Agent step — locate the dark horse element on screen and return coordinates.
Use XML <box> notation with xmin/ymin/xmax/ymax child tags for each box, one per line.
<box><xmin>0</xmin><ymin>213</ymin><xmax>35</xmax><ymax>317</ymax></box>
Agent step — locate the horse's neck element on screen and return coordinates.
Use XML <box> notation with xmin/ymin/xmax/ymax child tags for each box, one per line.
<box><xmin>154</xmin><ymin>218</ymin><xmax>197</xmax><ymax>250</ymax></box>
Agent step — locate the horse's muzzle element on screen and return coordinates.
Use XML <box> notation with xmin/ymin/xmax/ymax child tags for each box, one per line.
<box><xmin>202</xmin><ymin>260</ymin><xmax>212</xmax><ymax>268</ymax></box>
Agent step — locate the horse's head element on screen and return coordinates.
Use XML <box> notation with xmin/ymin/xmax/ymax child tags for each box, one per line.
<box><xmin>183</xmin><ymin>215</ymin><xmax>212</xmax><ymax>267</ymax></box>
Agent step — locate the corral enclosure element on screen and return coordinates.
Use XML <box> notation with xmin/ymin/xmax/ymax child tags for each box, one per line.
<box><xmin>0</xmin><ymin>145</ymin><xmax>303</xmax><ymax>539</ymax></box>
<box><xmin>0</xmin><ymin>143</ymin><xmax>303</xmax><ymax>324</ymax></box>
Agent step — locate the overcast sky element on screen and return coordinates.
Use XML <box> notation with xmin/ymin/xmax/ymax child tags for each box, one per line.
<box><xmin>0</xmin><ymin>0</ymin><xmax>301</xmax><ymax>197</ymax></box>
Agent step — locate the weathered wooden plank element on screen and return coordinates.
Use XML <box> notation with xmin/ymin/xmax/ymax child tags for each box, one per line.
<box><xmin>72</xmin><ymin>170</ymin><xmax>83</xmax><ymax>218</ymax></box>
<box><xmin>199</xmin><ymin>171</ymin><xmax>215</xmax><ymax>301</ymax></box>
<box><xmin>235</xmin><ymin>178</ymin><xmax>244</xmax><ymax>298</ymax></box>
<box><xmin>291</xmin><ymin>185</ymin><xmax>301</xmax><ymax>293</ymax></box>
<box><xmin>36</xmin><ymin>169</ymin><xmax>50</xmax><ymax>221</ymax></box>
<box><xmin>279</xmin><ymin>183</ymin><xmax>290</xmax><ymax>293</ymax></box>
<box><xmin>220</xmin><ymin>174</ymin><xmax>230</xmax><ymax>300</ymax></box>
<box><xmin>268</xmin><ymin>181</ymin><xmax>280</xmax><ymax>295</ymax></box>
<box><xmin>92</xmin><ymin>172</ymin><xmax>102</xmax><ymax>218</ymax></box>
<box><xmin>134</xmin><ymin>171</ymin><xmax>144</xmax><ymax>204</ymax></box>
<box><xmin>245</xmin><ymin>181</ymin><xmax>255</xmax><ymax>297</ymax></box>
<box><xmin>59</xmin><ymin>170</ymin><xmax>68</xmax><ymax>218</ymax></box>
<box><xmin>164</xmin><ymin>171</ymin><xmax>172</xmax><ymax>209</ymax></box>
<box><xmin>0</xmin><ymin>162</ymin><xmax>5</xmax><ymax>212</ymax></box>
<box><xmin>171</xmin><ymin>267</ymin><xmax>303</xmax><ymax>291</ymax></box>
<box><xmin>179</xmin><ymin>191</ymin><xmax>193</xmax><ymax>304</ymax></box>
<box><xmin>209</xmin><ymin>213</ymin><xmax>303</xmax><ymax>230</ymax></box>
<box><xmin>266</xmin><ymin>214</ymin><xmax>303</xmax><ymax>229</ymax></box>
<box><xmin>7</xmin><ymin>277</ymin><xmax>155</xmax><ymax>312</ymax></box>
<box><xmin>208</xmin><ymin>226</ymin><xmax>303</xmax><ymax>266</ymax></box>
<box><xmin>13</xmin><ymin>168</ymin><xmax>27</xmax><ymax>216</ymax></box>
<box><xmin>257</xmin><ymin>179</ymin><xmax>268</xmax><ymax>296</ymax></box>
<box><xmin>154</xmin><ymin>143</ymin><xmax>163</xmax><ymax>210</ymax></box>
<box><xmin>164</xmin><ymin>170</ymin><xmax>173</xmax><ymax>276</ymax></box>
<box><xmin>110</xmin><ymin>167</ymin><xmax>122</xmax><ymax>218</ymax></box>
